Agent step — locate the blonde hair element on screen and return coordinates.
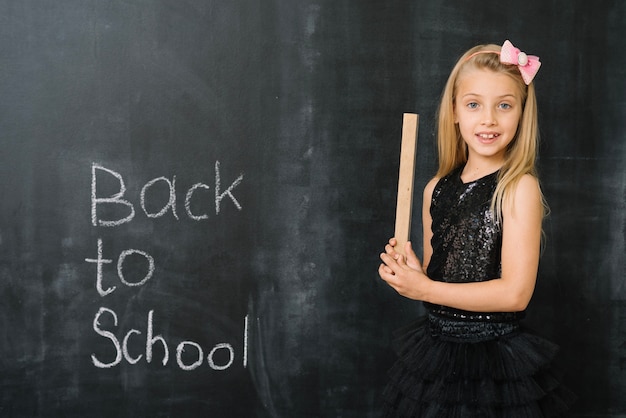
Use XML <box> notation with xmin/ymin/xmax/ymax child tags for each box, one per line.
<box><xmin>435</xmin><ymin>43</ymin><xmax>547</xmax><ymax>221</ymax></box>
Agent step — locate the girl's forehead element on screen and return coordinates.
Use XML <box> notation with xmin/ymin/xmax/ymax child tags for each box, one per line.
<box><xmin>456</xmin><ymin>68</ymin><xmax>521</xmax><ymax>97</ymax></box>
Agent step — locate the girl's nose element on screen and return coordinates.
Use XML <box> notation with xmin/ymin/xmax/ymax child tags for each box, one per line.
<box><xmin>482</xmin><ymin>109</ymin><xmax>497</xmax><ymax>126</ymax></box>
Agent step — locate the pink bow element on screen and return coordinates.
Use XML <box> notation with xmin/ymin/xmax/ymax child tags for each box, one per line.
<box><xmin>500</xmin><ymin>40</ymin><xmax>541</xmax><ymax>85</ymax></box>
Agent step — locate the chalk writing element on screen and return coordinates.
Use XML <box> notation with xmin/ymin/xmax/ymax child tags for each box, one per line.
<box><xmin>91</xmin><ymin>161</ymin><xmax>244</xmax><ymax>227</ymax></box>
<box><xmin>91</xmin><ymin>307</ymin><xmax>247</xmax><ymax>371</ymax></box>
<box><xmin>85</xmin><ymin>238</ymin><xmax>155</xmax><ymax>297</ymax></box>
<box><xmin>85</xmin><ymin>162</ymin><xmax>249</xmax><ymax>372</ymax></box>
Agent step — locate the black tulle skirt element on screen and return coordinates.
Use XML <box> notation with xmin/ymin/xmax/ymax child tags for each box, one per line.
<box><xmin>381</xmin><ymin>313</ymin><xmax>575</xmax><ymax>417</ymax></box>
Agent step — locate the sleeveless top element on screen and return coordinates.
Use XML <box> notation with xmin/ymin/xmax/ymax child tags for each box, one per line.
<box><xmin>381</xmin><ymin>167</ymin><xmax>576</xmax><ymax>416</ymax></box>
<box><xmin>424</xmin><ymin>165</ymin><xmax>523</xmax><ymax>322</ymax></box>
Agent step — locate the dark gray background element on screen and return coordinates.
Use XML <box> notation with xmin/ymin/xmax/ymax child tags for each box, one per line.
<box><xmin>1</xmin><ymin>0</ymin><xmax>624</xmax><ymax>416</ymax></box>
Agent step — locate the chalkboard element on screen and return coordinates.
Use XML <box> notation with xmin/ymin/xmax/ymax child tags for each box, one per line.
<box><xmin>1</xmin><ymin>1</ymin><xmax>624</xmax><ymax>417</ymax></box>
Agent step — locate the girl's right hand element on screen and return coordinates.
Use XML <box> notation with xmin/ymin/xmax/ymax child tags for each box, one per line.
<box><xmin>382</xmin><ymin>238</ymin><xmax>424</xmax><ymax>272</ymax></box>
<box><xmin>379</xmin><ymin>238</ymin><xmax>431</xmax><ymax>301</ymax></box>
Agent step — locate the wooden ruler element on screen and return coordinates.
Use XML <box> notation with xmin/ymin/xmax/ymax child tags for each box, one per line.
<box><xmin>394</xmin><ymin>113</ymin><xmax>419</xmax><ymax>255</ymax></box>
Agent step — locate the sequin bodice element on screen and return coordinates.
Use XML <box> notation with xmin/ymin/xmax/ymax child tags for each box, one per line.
<box><xmin>424</xmin><ymin>166</ymin><xmax>525</xmax><ymax>324</ymax></box>
<box><xmin>426</xmin><ymin>166</ymin><xmax>502</xmax><ymax>284</ymax></box>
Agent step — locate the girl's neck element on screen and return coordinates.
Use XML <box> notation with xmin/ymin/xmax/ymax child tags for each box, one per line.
<box><xmin>461</xmin><ymin>159</ymin><xmax>503</xmax><ymax>183</ymax></box>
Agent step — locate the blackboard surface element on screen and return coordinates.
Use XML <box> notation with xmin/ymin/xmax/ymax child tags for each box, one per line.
<box><xmin>1</xmin><ymin>1</ymin><xmax>624</xmax><ymax>416</ymax></box>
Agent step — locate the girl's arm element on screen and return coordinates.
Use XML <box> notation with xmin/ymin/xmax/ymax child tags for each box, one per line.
<box><xmin>420</xmin><ymin>177</ymin><xmax>437</xmax><ymax>271</ymax></box>
<box><xmin>379</xmin><ymin>174</ymin><xmax>543</xmax><ymax>313</ymax></box>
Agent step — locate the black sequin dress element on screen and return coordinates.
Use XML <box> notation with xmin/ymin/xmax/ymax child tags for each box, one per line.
<box><xmin>381</xmin><ymin>166</ymin><xmax>575</xmax><ymax>417</ymax></box>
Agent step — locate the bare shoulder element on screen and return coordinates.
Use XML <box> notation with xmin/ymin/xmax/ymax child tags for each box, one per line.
<box><xmin>504</xmin><ymin>174</ymin><xmax>543</xmax><ymax>220</ymax></box>
<box><xmin>515</xmin><ymin>174</ymin><xmax>542</xmax><ymax>203</ymax></box>
<box><xmin>423</xmin><ymin>177</ymin><xmax>440</xmax><ymax>201</ymax></box>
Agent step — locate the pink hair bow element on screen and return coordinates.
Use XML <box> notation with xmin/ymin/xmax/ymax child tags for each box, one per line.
<box><xmin>500</xmin><ymin>40</ymin><xmax>541</xmax><ymax>85</ymax></box>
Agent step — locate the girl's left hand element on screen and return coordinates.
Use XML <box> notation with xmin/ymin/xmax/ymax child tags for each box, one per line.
<box><xmin>378</xmin><ymin>239</ymin><xmax>431</xmax><ymax>301</ymax></box>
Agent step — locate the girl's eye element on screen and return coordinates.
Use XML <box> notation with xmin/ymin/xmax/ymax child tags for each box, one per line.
<box><xmin>467</xmin><ymin>102</ymin><xmax>479</xmax><ymax>109</ymax></box>
<box><xmin>499</xmin><ymin>103</ymin><xmax>512</xmax><ymax>110</ymax></box>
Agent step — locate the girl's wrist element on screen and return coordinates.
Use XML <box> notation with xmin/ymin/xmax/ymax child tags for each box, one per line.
<box><xmin>420</xmin><ymin>272</ymin><xmax>435</xmax><ymax>303</ymax></box>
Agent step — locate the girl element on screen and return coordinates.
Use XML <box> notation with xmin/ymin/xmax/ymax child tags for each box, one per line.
<box><xmin>378</xmin><ymin>40</ymin><xmax>574</xmax><ymax>417</ymax></box>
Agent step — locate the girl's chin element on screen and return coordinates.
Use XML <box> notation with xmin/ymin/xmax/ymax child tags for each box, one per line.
<box><xmin>475</xmin><ymin>134</ymin><xmax>500</xmax><ymax>145</ymax></box>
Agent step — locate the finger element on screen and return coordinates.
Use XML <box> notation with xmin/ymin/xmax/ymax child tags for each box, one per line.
<box><xmin>384</xmin><ymin>244</ymin><xmax>398</xmax><ymax>256</ymax></box>
<box><xmin>389</xmin><ymin>237</ymin><xmax>398</xmax><ymax>247</ymax></box>
<box><xmin>395</xmin><ymin>253</ymin><xmax>407</xmax><ymax>267</ymax></box>
<box><xmin>379</xmin><ymin>263</ymin><xmax>394</xmax><ymax>275</ymax></box>
<box><xmin>380</xmin><ymin>252</ymin><xmax>399</xmax><ymax>272</ymax></box>
<box><xmin>378</xmin><ymin>264</ymin><xmax>386</xmax><ymax>277</ymax></box>
<box><xmin>379</xmin><ymin>266</ymin><xmax>402</xmax><ymax>294</ymax></box>
<box><xmin>405</xmin><ymin>241</ymin><xmax>419</xmax><ymax>264</ymax></box>
<box><xmin>378</xmin><ymin>264</ymin><xmax>396</xmax><ymax>283</ymax></box>
<box><xmin>404</xmin><ymin>241</ymin><xmax>423</xmax><ymax>271</ymax></box>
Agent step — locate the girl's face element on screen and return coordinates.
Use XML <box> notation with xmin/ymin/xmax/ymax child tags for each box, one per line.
<box><xmin>454</xmin><ymin>68</ymin><xmax>523</xmax><ymax>167</ymax></box>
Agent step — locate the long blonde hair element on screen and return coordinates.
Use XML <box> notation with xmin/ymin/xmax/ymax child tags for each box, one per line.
<box><xmin>435</xmin><ymin>43</ymin><xmax>547</xmax><ymax>221</ymax></box>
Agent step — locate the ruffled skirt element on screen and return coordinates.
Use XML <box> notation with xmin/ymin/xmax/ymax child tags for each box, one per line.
<box><xmin>381</xmin><ymin>314</ymin><xmax>575</xmax><ymax>417</ymax></box>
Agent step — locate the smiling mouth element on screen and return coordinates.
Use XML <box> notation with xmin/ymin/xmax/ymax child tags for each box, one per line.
<box><xmin>477</xmin><ymin>133</ymin><xmax>500</xmax><ymax>139</ymax></box>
